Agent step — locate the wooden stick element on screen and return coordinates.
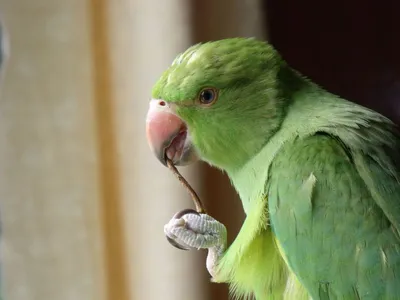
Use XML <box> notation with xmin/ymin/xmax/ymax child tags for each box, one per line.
<box><xmin>166</xmin><ymin>158</ymin><xmax>207</xmax><ymax>214</ymax></box>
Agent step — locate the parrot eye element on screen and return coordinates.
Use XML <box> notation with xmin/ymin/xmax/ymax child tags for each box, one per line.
<box><xmin>198</xmin><ymin>88</ymin><xmax>218</xmax><ymax>106</ymax></box>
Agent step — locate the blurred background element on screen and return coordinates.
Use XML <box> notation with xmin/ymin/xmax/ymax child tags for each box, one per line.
<box><xmin>0</xmin><ymin>0</ymin><xmax>399</xmax><ymax>300</ymax></box>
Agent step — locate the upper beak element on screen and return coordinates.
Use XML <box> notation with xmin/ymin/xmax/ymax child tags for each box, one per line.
<box><xmin>146</xmin><ymin>99</ymin><xmax>198</xmax><ymax>166</ymax></box>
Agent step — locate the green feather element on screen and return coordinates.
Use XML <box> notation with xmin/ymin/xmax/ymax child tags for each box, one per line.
<box><xmin>152</xmin><ymin>37</ymin><xmax>400</xmax><ymax>299</ymax></box>
<box><xmin>152</xmin><ymin>38</ymin><xmax>288</xmax><ymax>170</ymax></box>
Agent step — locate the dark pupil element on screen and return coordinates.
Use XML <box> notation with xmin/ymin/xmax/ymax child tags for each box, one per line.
<box><xmin>201</xmin><ymin>90</ymin><xmax>214</xmax><ymax>103</ymax></box>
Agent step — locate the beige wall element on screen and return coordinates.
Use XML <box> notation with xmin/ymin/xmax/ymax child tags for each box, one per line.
<box><xmin>103</xmin><ymin>0</ymin><xmax>206</xmax><ymax>299</ymax></box>
<box><xmin>0</xmin><ymin>1</ymin><xmax>266</xmax><ymax>299</ymax></box>
<box><xmin>0</xmin><ymin>1</ymin><xmax>106</xmax><ymax>300</ymax></box>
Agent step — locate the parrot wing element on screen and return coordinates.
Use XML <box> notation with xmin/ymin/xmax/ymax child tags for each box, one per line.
<box><xmin>351</xmin><ymin>121</ymin><xmax>400</xmax><ymax>234</ymax></box>
<box><xmin>267</xmin><ymin>110</ymin><xmax>400</xmax><ymax>299</ymax></box>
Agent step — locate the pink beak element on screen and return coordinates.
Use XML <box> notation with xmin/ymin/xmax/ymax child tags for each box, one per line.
<box><xmin>146</xmin><ymin>99</ymin><xmax>198</xmax><ymax>166</ymax></box>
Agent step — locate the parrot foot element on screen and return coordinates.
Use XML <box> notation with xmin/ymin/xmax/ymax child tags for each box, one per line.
<box><xmin>164</xmin><ymin>209</ymin><xmax>227</xmax><ymax>278</ymax></box>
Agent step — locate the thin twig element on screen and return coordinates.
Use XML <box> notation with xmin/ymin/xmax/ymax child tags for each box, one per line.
<box><xmin>166</xmin><ymin>158</ymin><xmax>207</xmax><ymax>214</ymax></box>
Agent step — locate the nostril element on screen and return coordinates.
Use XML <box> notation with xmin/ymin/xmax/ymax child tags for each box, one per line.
<box><xmin>159</xmin><ymin>100</ymin><xmax>166</xmax><ymax>107</ymax></box>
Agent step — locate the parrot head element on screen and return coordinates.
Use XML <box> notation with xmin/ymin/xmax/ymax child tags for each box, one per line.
<box><xmin>146</xmin><ymin>38</ymin><xmax>290</xmax><ymax>171</ymax></box>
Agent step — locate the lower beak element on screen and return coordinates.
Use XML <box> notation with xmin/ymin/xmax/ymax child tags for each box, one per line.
<box><xmin>146</xmin><ymin>99</ymin><xmax>198</xmax><ymax>166</ymax></box>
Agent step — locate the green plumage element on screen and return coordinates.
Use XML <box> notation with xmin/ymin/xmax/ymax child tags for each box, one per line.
<box><xmin>152</xmin><ymin>38</ymin><xmax>400</xmax><ymax>299</ymax></box>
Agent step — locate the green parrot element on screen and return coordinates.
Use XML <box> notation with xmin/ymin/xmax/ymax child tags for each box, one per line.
<box><xmin>145</xmin><ymin>38</ymin><xmax>400</xmax><ymax>300</ymax></box>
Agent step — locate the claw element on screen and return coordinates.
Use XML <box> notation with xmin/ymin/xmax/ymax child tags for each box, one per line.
<box><xmin>172</xmin><ymin>208</ymin><xmax>200</xmax><ymax>219</ymax></box>
<box><xmin>165</xmin><ymin>208</ymin><xmax>200</xmax><ymax>250</ymax></box>
<box><xmin>166</xmin><ymin>235</ymin><xmax>190</xmax><ymax>250</ymax></box>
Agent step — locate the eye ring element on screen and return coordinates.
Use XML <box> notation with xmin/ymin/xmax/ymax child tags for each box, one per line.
<box><xmin>198</xmin><ymin>87</ymin><xmax>219</xmax><ymax>106</ymax></box>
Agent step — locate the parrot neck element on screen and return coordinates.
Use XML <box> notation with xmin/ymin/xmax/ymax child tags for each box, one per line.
<box><xmin>227</xmin><ymin>79</ymin><xmax>394</xmax><ymax>214</ymax></box>
<box><xmin>199</xmin><ymin>65</ymin><xmax>305</xmax><ymax>173</ymax></box>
